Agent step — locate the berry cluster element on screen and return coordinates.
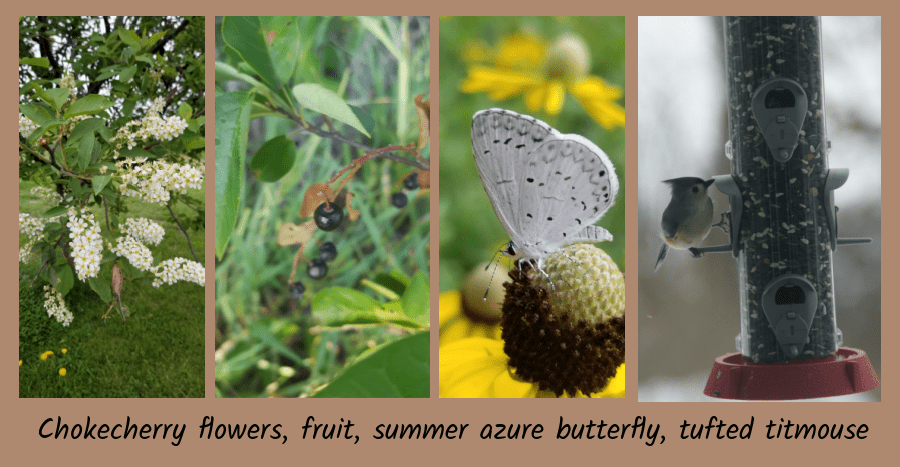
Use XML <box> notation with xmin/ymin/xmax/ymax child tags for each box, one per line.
<box><xmin>390</xmin><ymin>173</ymin><xmax>421</xmax><ymax>208</ymax></box>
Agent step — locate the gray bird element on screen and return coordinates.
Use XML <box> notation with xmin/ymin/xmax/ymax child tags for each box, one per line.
<box><xmin>655</xmin><ymin>177</ymin><xmax>715</xmax><ymax>272</ymax></box>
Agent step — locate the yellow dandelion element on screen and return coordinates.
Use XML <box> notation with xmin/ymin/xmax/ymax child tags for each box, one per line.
<box><xmin>461</xmin><ymin>33</ymin><xmax>625</xmax><ymax>130</ymax></box>
<box><xmin>61</xmin><ymin>348</ymin><xmax>67</xmax><ymax>354</ymax></box>
<box><xmin>59</xmin><ymin>368</ymin><xmax>67</xmax><ymax>376</ymax></box>
<box><xmin>19</xmin><ymin>360</ymin><xmax>22</xmax><ymax>367</ymax></box>
<box><xmin>40</xmin><ymin>351</ymin><xmax>54</xmax><ymax>360</ymax></box>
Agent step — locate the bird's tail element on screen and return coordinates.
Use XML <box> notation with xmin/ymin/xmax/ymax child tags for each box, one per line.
<box><xmin>655</xmin><ymin>243</ymin><xmax>668</xmax><ymax>272</ymax></box>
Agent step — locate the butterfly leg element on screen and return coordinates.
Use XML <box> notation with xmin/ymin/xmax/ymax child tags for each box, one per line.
<box><xmin>533</xmin><ymin>259</ymin><xmax>556</xmax><ymax>290</ymax></box>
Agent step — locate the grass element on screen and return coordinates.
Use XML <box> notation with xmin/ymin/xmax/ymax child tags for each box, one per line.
<box><xmin>215</xmin><ymin>16</ymin><xmax>431</xmax><ymax>398</ymax></box>
<box><xmin>18</xmin><ymin>180</ymin><xmax>205</xmax><ymax>398</ymax></box>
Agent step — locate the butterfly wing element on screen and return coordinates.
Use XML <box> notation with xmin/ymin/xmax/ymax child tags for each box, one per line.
<box><xmin>516</xmin><ymin>133</ymin><xmax>619</xmax><ymax>256</ymax></box>
<box><xmin>471</xmin><ymin>109</ymin><xmax>554</xmax><ymax>245</ymax></box>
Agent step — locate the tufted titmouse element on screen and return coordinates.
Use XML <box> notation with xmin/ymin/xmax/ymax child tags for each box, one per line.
<box><xmin>655</xmin><ymin>177</ymin><xmax>715</xmax><ymax>272</ymax></box>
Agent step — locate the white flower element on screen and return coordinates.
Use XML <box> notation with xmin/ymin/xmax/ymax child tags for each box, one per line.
<box><xmin>151</xmin><ymin>257</ymin><xmax>205</xmax><ymax>288</ymax></box>
<box><xmin>66</xmin><ymin>211</ymin><xmax>103</xmax><ymax>281</ymax></box>
<box><xmin>109</xmin><ymin>235</ymin><xmax>154</xmax><ymax>271</ymax></box>
<box><xmin>43</xmin><ymin>287</ymin><xmax>74</xmax><ymax>326</ymax></box>
<box><xmin>19</xmin><ymin>113</ymin><xmax>39</xmax><ymax>138</ymax></box>
<box><xmin>121</xmin><ymin>218</ymin><xmax>165</xmax><ymax>246</ymax></box>
<box><xmin>116</xmin><ymin>160</ymin><xmax>204</xmax><ymax>205</ymax></box>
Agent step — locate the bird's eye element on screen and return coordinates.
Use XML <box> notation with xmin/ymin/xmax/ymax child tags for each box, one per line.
<box><xmin>692</xmin><ymin>186</ymin><xmax>699</xmax><ymax>193</ymax></box>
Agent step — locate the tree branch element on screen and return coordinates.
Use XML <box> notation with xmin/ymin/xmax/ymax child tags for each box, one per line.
<box><xmin>167</xmin><ymin>203</ymin><xmax>199</xmax><ymax>262</ymax></box>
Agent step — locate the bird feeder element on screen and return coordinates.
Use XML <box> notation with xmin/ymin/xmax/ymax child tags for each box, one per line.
<box><xmin>696</xmin><ymin>16</ymin><xmax>879</xmax><ymax>400</ymax></box>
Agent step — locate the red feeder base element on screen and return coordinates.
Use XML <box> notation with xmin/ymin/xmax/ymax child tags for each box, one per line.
<box><xmin>704</xmin><ymin>347</ymin><xmax>879</xmax><ymax>400</ymax></box>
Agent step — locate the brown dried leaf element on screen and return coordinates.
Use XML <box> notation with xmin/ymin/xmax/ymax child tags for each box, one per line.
<box><xmin>417</xmin><ymin>170</ymin><xmax>430</xmax><ymax>190</ymax></box>
<box><xmin>300</xmin><ymin>183</ymin><xmax>334</xmax><ymax>218</ymax></box>
<box><xmin>414</xmin><ymin>94</ymin><xmax>430</xmax><ymax>150</ymax></box>
<box><xmin>111</xmin><ymin>262</ymin><xmax>126</xmax><ymax>322</ymax></box>
<box><xmin>112</xmin><ymin>262</ymin><xmax>123</xmax><ymax>297</ymax></box>
<box><xmin>346</xmin><ymin>192</ymin><xmax>360</xmax><ymax>221</ymax></box>
<box><xmin>277</xmin><ymin>219</ymin><xmax>318</xmax><ymax>246</ymax></box>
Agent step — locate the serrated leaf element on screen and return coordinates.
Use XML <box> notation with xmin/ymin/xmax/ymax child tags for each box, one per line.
<box><xmin>118</xmin><ymin>28</ymin><xmax>141</xmax><ymax>48</ymax></box>
<box><xmin>42</xmin><ymin>206</ymin><xmax>68</xmax><ymax>218</ymax></box>
<box><xmin>400</xmin><ymin>272</ymin><xmax>430</xmax><ymax>326</ymax></box>
<box><xmin>92</xmin><ymin>175</ymin><xmax>111</xmax><ymax>195</ymax></box>
<box><xmin>88</xmin><ymin>274</ymin><xmax>112</xmax><ymax>303</ymax></box>
<box><xmin>292</xmin><ymin>83</ymin><xmax>370</xmax><ymax>137</ymax></box>
<box><xmin>215</xmin><ymin>91</ymin><xmax>253</xmax><ymax>259</ymax></box>
<box><xmin>77</xmin><ymin>135</ymin><xmax>94</xmax><ymax>172</ymax></box>
<box><xmin>20</xmin><ymin>57</ymin><xmax>50</xmax><ymax>68</ymax></box>
<box><xmin>64</xmin><ymin>94</ymin><xmax>113</xmax><ymax>119</ymax></box>
<box><xmin>178</xmin><ymin>103</ymin><xmax>192</xmax><ymax>120</ymax></box>
<box><xmin>68</xmin><ymin>117</ymin><xmax>105</xmax><ymax>143</ymax></box>
<box><xmin>250</xmin><ymin>135</ymin><xmax>295</xmax><ymax>182</ymax></box>
<box><xmin>214</xmin><ymin>61</ymin><xmax>264</xmax><ymax>88</ymax></box>
<box><xmin>28</xmin><ymin>120</ymin><xmax>64</xmax><ymax>144</ymax></box>
<box><xmin>310</xmin><ymin>331</ymin><xmax>429</xmax><ymax>398</ymax></box>
<box><xmin>350</xmin><ymin>105</ymin><xmax>376</xmax><ymax>135</ymax></box>
<box><xmin>55</xmin><ymin>265</ymin><xmax>74</xmax><ymax>297</ymax></box>
<box><xmin>19</xmin><ymin>104</ymin><xmax>52</xmax><ymax>126</ymax></box>
<box><xmin>221</xmin><ymin>16</ymin><xmax>281</xmax><ymax>91</ymax></box>
<box><xmin>34</xmin><ymin>86</ymin><xmax>69</xmax><ymax>110</ymax></box>
<box><xmin>118</xmin><ymin>65</ymin><xmax>137</xmax><ymax>83</ymax></box>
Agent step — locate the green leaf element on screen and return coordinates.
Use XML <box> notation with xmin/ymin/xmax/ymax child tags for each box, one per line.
<box><xmin>214</xmin><ymin>61</ymin><xmax>263</xmax><ymax>88</ymax></box>
<box><xmin>221</xmin><ymin>16</ymin><xmax>281</xmax><ymax>91</ymax></box>
<box><xmin>55</xmin><ymin>265</ymin><xmax>74</xmax><ymax>297</ymax></box>
<box><xmin>34</xmin><ymin>85</ymin><xmax>69</xmax><ymax>110</ymax></box>
<box><xmin>27</xmin><ymin>120</ymin><xmax>64</xmax><ymax>144</ymax></box>
<box><xmin>145</xmin><ymin>30</ymin><xmax>167</xmax><ymax>48</ymax></box>
<box><xmin>42</xmin><ymin>206</ymin><xmax>68</xmax><ymax>218</ymax></box>
<box><xmin>311</xmin><ymin>332</ymin><xmax>429</xmax><ymax>398</ymax></box>
<box><xmin>250</xmin><ymin>135</ymin><xmax>295</xmax><ymax>182</ymax></box>
<box><xmin>260</xmin><ymin>16</ymin><xmax>301</xmax><ymax>86</ymax></box>
<box><xmin>118</xmin><ymin>147</ymin><xmax>153</xmax><ymax>159</ymax></box>
<box><xmin>20</xmin><ymin>57</ymin><xmax>50</xmax><ymax>68</ymax></box>
<box><xmin>350</xmin><ymin>105</ymin><xmax>376</xmax><ymax>136</ymax></box>
<box><xmin>311</xmin><ymin>287</ymin><xmax>419</xmax><ymax>328</ymax></box>
<box><xmin>92</xmin><ymin>175</ymin><xmax>111</xmax><ymax>195</ymax></box>
<box><xmin>118</xmin><ymin>65</ymin><xmax>137</xmax><ymax>83</ymax></box>
<box><xmin>400</xmin><ymin>272</ymin><xmax>430</xmax><ymax>326</ymax></box>
<box><xmin>292</xmin><ymin>83</ymin><xmax>370</xmax><ymax>137</ymax></box>
<box><xmin>77</xmin><ymin>135</ymin><xmax>94</xmax><ymax>171</ymax></box>
<box><xmin>178</xmin><ymin>103</ymin><xmax>192</xmax><ymax>120</ymax></box>
<box><xmin>64</xmin><ymin>94</ymin><xmax>113</xmax><ymax>119</ymax></box>
<box><xmin>215</xmin><ymin>91</ymin><xmax>253</xmax><ymax>259</ymax></box>
<box><xmin>19</xmin><ymin>104</ymin><xmax>53</xmax><ymax>126</ymax></box>
<box><xmin>68</xmin><ymin>117</ymin><xmax>105</xmax><ymax>143</ymax></box>
<box><xmin>88</xmin><ymin>273</ymin><xmax>112</xmax><ymax>303</ymax></box>
<box><xmin>118</xmin><ymin>28</ymin><xmax>141</xmax><ymax>48</ymax></box>
<box><xmin>249</xmin><ymin>322</ymin><xmax>307</xmax><ymax>367</ymax></box>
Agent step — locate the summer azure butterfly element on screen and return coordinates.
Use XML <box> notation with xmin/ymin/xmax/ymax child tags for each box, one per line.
<box><xmin>471</xmin><ymin>108</ymin><xmax>619</xmax><ymax>276</ymax></box>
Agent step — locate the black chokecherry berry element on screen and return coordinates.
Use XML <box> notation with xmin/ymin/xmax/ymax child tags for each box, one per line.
<box><xmin>314</xmin><ymin>203</ymin><xmax>344</xmax><ymax>231</ymax></box>
<box><xmin>391</xmin><ymin>192</ymin><xmax>408</xmax><ymax>208</ymax></box>
<box><xmin>404</xmin><ymin>173</ymin><xmax>419</xmax><ymax>190</ymax></box>
<box><xmin>319</xmin><ymin>241</ymin><xmax>337</xmax><ymax>262</ymax></box>
<box><xmin>289</xmin><ymin>281</ymin><xmax>305</xmax><ymax>299</ymax></box>
<box><xmin>307</xmin><ymin>258</ymin><xmax>328</xmax><ymax>280</ymax></box>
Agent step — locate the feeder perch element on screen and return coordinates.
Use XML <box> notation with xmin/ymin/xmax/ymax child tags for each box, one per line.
<box><xmin>697</xmin><ymin>16</ymin><xmax>879</xmax><ymax>400</ymax></box>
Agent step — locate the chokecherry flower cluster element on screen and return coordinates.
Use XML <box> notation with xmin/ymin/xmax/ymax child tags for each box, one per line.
<box><xmin>121</xmin><ymin>217</ymin><xmax>165</xmax><ymax>246</ymax></box>
<box><xmin>109</xmin><ymin>235</ymin><xmax>154</xmax><ymax>272</ymax></box>
<box><xmin>151</xmin><ymin>257</ymin><xmax>205</xmax><ymax>288</ymax></box>
<box><xmin>117</xmin><ymin>158</ymin><xmax>204</xmax><ymax>205</ymax></box>
<box><xmin>19</xmin><ymin>113</ymin><xmax>38</xmax><ymax>138</ymax></box>
<box><xmin>66</xmin><ymin>208</ymin><xmax>103</xmax><ymax>281</ymax></box>
<box><xmin>29</xmin><ymin>185</ymin><xmax>64</xmax><ymax>204</ymax></box>
<box><xmin>112</xmin><ymin>97</ymin><xmax>188</xmax><ymax>153</ymax></box>
<box><xmin>43</xmin><ymin>285</ymin><xmax>74</xmax><ymax>327</ymax></box>
<box><xmin>59</xmin><ymin>72</ymin><xmax>77</xmax><ymax>98</ymax></box>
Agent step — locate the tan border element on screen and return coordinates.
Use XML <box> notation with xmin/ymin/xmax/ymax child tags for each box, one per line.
<box><xmin>6</xmin><ymin>10</ymin><xmax>893</xmax><ymax>467</ymax></box>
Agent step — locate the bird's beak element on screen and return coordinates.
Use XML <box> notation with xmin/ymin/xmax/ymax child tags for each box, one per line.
<box><xmin>704</xmin><ymin>179</ymin><xmax>715</xmax><ymax>189</ymax></box>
